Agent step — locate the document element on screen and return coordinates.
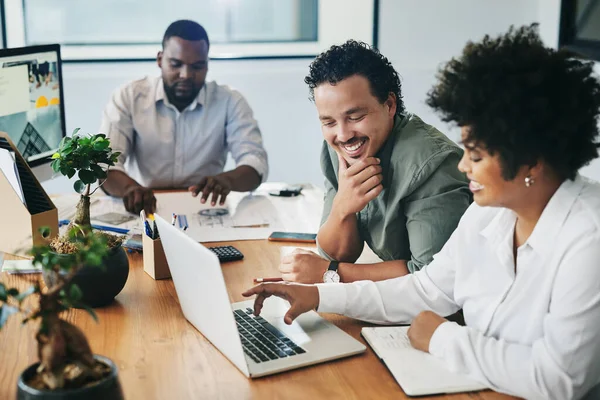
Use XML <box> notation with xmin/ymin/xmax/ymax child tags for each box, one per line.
<box><xmin>361</xmin><ymin>326</ymin><xmax>487</xmax><ymax>396</ymax></box>
<box><xmin>0</xmin><ymin>148</ymin><xmax>26</xmax><ymax>205</ymax></box>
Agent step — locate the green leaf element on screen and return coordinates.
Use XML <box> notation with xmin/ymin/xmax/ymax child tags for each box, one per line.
<box><xmin>72</xmin><ymin>127</ymin><xmax>81</xmax><ymax>136</ymax></box>
<box><xmin>0</xmin><ymin>283</ymin><xmax>6</xmax><ymax>302</ymax></box>
<box><xmin>74</xmin><ymin>180</ymin><xmax>85</xmax><ymax>193</ymax></box>
<box><xmin>93</xmin><ymin>140</ymin><xmax>109</xmax><ymax>151</ymax></box>
<box><xmin>0</xmin><ymin>304</ymin><xmax>18</xmax><ymax>329</ymax></box>
<box><xmin>78</xmin><ymin>169</ymin><xmax>96</xmax><ymax>184</ymax></box>
<box><xmin>66</xmin><ymin>168</ymin><xmax>76</xmax><ymax>179</ymax></box>
<box><xmin>51</xmin><ymin>159</ymin><xmax>61</xmax><ymax>173</ymax></box>
<box><xmin>78</xmin><ymin>302</ymin><xmax>98</xmax><ymax>323</ymax></box>
<box><xmin>69</xmin><ymin>284</ymin><xmax>83</xmax><ymax>303</ymax></box>
<box><xmin>90</xmin><ymin>164</ymin><xmax>107</xmax><ymax>179</ymax></box>
<box><xmin>15</xmin><ymin>286</ymin><xmax>35</xmax><ymax>303</ymax></box>
<box><xmin>51</xmin><ymin>152</ymin><xmax>61</xmax><ymax>159</ymax></box>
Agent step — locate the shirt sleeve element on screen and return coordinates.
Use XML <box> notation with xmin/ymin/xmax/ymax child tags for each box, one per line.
<box><xmin>225</xmin><ymin>90</ymin><xmax>268</xmax><ymax>182</ymax></box>
<box><xmin>316</xmin><ymin>219</ymin><xmax>462</xmax><ymax>323</ymax></box>
<box><xmin>428</xmin><ymin>233</ymin><xmax>600</xmax><ymax>400</ymax></box>
<box><xmin>99</xmin><ymin>85</ymin><xmax>134</xmax><ymax>174</ymax></box>
<box><xmin>316</xmin><ymin>142</ymin><xmax>338</xmax><ymax>260</ymax></box>
<box><xmin>403</xmin><ymin>149</ymin><xmax>471</xmax><ymax>272</ymax></box>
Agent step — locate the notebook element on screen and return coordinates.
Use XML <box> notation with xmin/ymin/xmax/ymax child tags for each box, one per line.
<box><xmin>361</xmin><ymin>326</ymin><xmax>487</xmax><ymax>396</ymax></box>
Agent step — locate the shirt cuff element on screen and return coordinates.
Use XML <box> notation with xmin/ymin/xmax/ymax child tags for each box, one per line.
<box><xmin>428</xmin><ymin>320</ymin><xmax>462</xmax><ymax>358</ymax></box>
<box><xmin>315</xmin><ymin>283</ymin><xmax>347</xmax><ymax>314</ymax></box>
<box><xmin>236</xmin><ymin>154</ymin><xmax>268</xmax><ymax>183</ymax></box>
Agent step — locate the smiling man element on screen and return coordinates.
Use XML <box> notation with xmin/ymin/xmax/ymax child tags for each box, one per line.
<box><xmin>280</xmin><ymin>40</ymin><xmax>471</xmax><ymax>284</ymax></box>
<box><xmin>101</xmin><ymin>20</ymin><xmax>268</xmax><ymax>214</ymax></box>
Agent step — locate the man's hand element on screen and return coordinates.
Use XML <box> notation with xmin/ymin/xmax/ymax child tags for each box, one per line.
<box><xmin>123</xmin><ymin>185</ymin><xmax>156</xmax><ymax>215</ymax></box>
<box><xmin>407</xmin><ymin>311</ymin><xmax>447</xmax><ymax>352</ymax></box>
<box><xmin>242</xmin><ymin>283</ymin><xmax>319</xmax><ymax>325</ymax></box>
<box><xmin>333</xmin><ymin>154</ymin><xmax>383</xmax><ymax>218</ymax></box>
<box><xmin>188</xmin><ymin>174</ymin><xmax>233</xmax><ymax>206</ymax></box>
<box><xmin>279</xmin><ymin>249</ymin><xmax>330</xmax><ymax>284</ymax></box>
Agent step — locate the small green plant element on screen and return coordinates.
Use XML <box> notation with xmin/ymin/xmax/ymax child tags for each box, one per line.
<box><xmin>51</xmin><ymin>129</ymin><xmax>120</xmax><ymax>230</ymax></box>
<box><xmin>0</xmin><ymin>227</ymin><xmax>110</xmax><ymax>390</ymax></box>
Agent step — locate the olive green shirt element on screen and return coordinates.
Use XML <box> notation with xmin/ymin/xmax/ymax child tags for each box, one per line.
<box><xmin>319</xmin><ymin>113</ymin><xmax>471</xmax><ymax>273</ymax></box>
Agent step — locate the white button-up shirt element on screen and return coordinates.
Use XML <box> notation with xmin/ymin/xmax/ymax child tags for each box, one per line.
<box><xmin>100</xmin><ymin>76</ymin><xmax>268</xmax><ymax>189</ymax></box>
<box><xmin>318</xmin><ymin>175</ymin><xmax>600</xmax><ymax>400</ymax></box>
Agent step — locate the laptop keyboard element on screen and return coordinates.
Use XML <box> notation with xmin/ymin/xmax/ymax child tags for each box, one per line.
<box><xmin>234</xmin><ymin>308</ymin><xmax>306</xmax><ymax>363</ymax></box>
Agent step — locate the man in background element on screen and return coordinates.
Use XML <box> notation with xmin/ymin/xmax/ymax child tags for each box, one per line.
<box><xmin>102</xmin><ymin>20</ymin><xmax>268</xmax><ymax>214</ymax></box>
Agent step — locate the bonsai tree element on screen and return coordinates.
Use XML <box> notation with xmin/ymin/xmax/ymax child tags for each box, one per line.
<box><xmin>0</xmin><ymin>227</ymin><xmax>111</xmax><ymax>390</ymax></box>
<box><xmin>51</xmin><ymin>129</ymin><xmax>120</xmax><ymax>231</ymax></box>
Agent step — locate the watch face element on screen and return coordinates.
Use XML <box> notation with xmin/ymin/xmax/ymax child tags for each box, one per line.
<box><xmin>323</xmin><ymin>270</ymin><xmax>340</xmax><ymax>283</ymax></box>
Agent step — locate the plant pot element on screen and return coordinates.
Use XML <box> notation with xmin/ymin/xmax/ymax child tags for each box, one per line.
<box><xmin>43</xmin><ymin>245</ymin><xmax>129</xmax><ymax>308</ymax></box>
<box><xmin>17</xmin><ymin>354</ymin><xmax>124</xmax><ymax>400</ymax></box>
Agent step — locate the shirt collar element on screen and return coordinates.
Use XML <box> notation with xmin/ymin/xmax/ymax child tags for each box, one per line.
<box><xmin>526</xmin><ymin>174</ymin><xmax>584</xmax><ymax>255</ymax></box>
<box><xmin>155</xmin><ymin>78</ymin><xmax>206</xmax><ymax>111</ymax></box>
<box><xmin>479</xmin><ymin>207</ymin><xmax>516</xmax><ymax>246</ymax></box>
<box><xmin>479</xmin><ymin>174</ymin><xmax>584</xmax><ymax>255</ymax></box>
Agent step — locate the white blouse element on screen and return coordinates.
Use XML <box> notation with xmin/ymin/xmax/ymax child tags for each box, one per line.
<box><xmin>317</xmin><ymin>175</ymin><xmax>600</xmax><ymax>400</ymax></box>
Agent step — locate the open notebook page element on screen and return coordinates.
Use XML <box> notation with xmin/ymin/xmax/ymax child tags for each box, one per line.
<box><xmin>361</xmin><ymin>326</ymin><xmax>487</xmax><ymax>396</ymax></box>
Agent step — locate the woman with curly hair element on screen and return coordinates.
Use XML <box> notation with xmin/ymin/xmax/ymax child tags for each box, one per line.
<box><xmin>243</xmin><ymin>24</ymin><xmax>600</xmax><ymax>399</ymax></box>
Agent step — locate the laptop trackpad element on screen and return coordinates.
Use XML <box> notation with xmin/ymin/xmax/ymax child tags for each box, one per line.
<box><xmin>258</xmin><ymin>297</ymin><xmax>332</xmax><ymax>347</ymax></box>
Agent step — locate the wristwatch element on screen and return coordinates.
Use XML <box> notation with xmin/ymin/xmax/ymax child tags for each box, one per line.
<box><xmin>322</xmin><ymin>261</ymin><xmax>340</xmax><ymax>283</ymax></box>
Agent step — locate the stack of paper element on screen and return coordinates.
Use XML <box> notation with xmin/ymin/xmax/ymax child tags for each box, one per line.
<box><xmin>1</xmin><ymin>259</ymin><xmax>41</xmax><ymax>274</ymax></box>
<box><xmin>0</xmin><ymin>148</ymin><xmax>26</xmax><ymax>205</ymax></box>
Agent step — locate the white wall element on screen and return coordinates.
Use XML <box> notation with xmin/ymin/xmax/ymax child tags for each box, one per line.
<box><xmin>378</xmin><ymin>0</ymin><xmax>539</xmax><ymax>143</ymax></box>
<box><xmin>536</xmin><ymin>0</ymin><xmax>600</xmax><ymax>181</ymax></box>
<box><xmin>42</xmin><ymin>0</ymin><xmax>600</xmax><ymax>195</ymax></box>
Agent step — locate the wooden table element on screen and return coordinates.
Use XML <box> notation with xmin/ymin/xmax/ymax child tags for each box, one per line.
<box><xmin>0</xmin><ymin>242</ymin><xmax>517</xmax><ymax>400</ymax></box>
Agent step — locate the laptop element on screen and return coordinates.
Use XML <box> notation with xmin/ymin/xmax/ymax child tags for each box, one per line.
<box><xmin>154</xmin><ymin>214</ymin><xmax>366</xmax><ymax>378</ymax></box>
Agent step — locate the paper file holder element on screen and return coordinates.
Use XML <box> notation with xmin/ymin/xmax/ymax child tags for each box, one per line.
<box><xmin>143</xmin><ymin>235</ymin><xmax>171</xmax><ymax>280</ymax></box>
<box><xmin>0</xmin><ymin>133</ymin><xmax>58</xmax><ymax>256</ymax></box>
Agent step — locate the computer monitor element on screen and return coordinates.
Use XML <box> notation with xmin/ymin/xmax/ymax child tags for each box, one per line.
<box><xmin>0</xmin><ymin>44</ymin><xmax>66</xmax><ymax>171</ymax></box>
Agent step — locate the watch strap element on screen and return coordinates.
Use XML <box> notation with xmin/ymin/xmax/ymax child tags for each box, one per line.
<box><xmin>328</xmin><ymin>260</ymin><xmax>339</xmax><ymax>272</ymax></box>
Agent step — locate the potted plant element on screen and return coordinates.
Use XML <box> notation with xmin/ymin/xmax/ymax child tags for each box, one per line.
<box><xmin>47</xmin><ymin>130</ymin><xmax>129</xmax><ymax>307</ymax></box>
<box><xmin>0</xmin><ymin>227</ymin><xmax>124</xmax><ymax>399</ymax></box>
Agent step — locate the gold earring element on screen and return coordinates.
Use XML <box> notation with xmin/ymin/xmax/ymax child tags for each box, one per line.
<box><xmin>525</xmin><ymin>175</ymin><xmax>535</xmax><ymax>187</ymax></box>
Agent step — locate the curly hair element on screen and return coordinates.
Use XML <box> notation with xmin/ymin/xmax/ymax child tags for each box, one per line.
<box><xmin>305</xmin><ymin>40</ymin><xmax>405</xmax><ymax>114</ymax></box>
<box><xmin>426</xmin><ymin>24</ymin><xmax>600</xmax><ymax>181</ymax></box>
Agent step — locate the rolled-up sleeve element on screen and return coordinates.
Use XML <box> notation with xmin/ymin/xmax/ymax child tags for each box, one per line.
<box><xmin>225</xmin><ymin>91</ymin><xmax>268</xmax><ymax>182</ymax></box>
<box><xmin>403</xmin><ymin>149</ymin><xmax>471</xmax><ymax>272</ymax></box>
<box><xmin>316</xmin><ymin>223</ymin><xmax>460</xmax><ymax>322</ymax></box>
<box><xmin>99</xmin><ymin>86</ymin><xmax>134</xmax><ymax>174</ymax></box>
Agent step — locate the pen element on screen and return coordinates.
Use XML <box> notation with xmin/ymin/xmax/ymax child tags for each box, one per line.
<box><xmin>232</xmin><ymin>223</ymin><xmax>270</xmax><ymax>228</ymax></box>
<box><xmin>253</xmin><ymin>277</ymin><xmax>284</xmax><ymax>283</ymax></box>
<box><xmin>58</xmin><ymin>220</ymin><xmax>131</xmax><ymax>235</ymax></box>
<box><xmin>92</xmin><ymin>224</ymin><xmax>130</xmax><ymax>235</ymax></box>
<box><xmin>171</xmin><ymin>213</ymin><xmax>177</xmax><ymax>226</ymax></box>
<box><xmin>144</xmin><ymin>220</ymin><xmax>153</xmax><ymax>238</ymax></box>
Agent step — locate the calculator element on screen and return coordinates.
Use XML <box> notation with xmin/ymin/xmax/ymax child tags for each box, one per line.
<box><xmin>208</xmin><ymin>245</ymin><xmax>244</xmax><ymax>262</ymax></box>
